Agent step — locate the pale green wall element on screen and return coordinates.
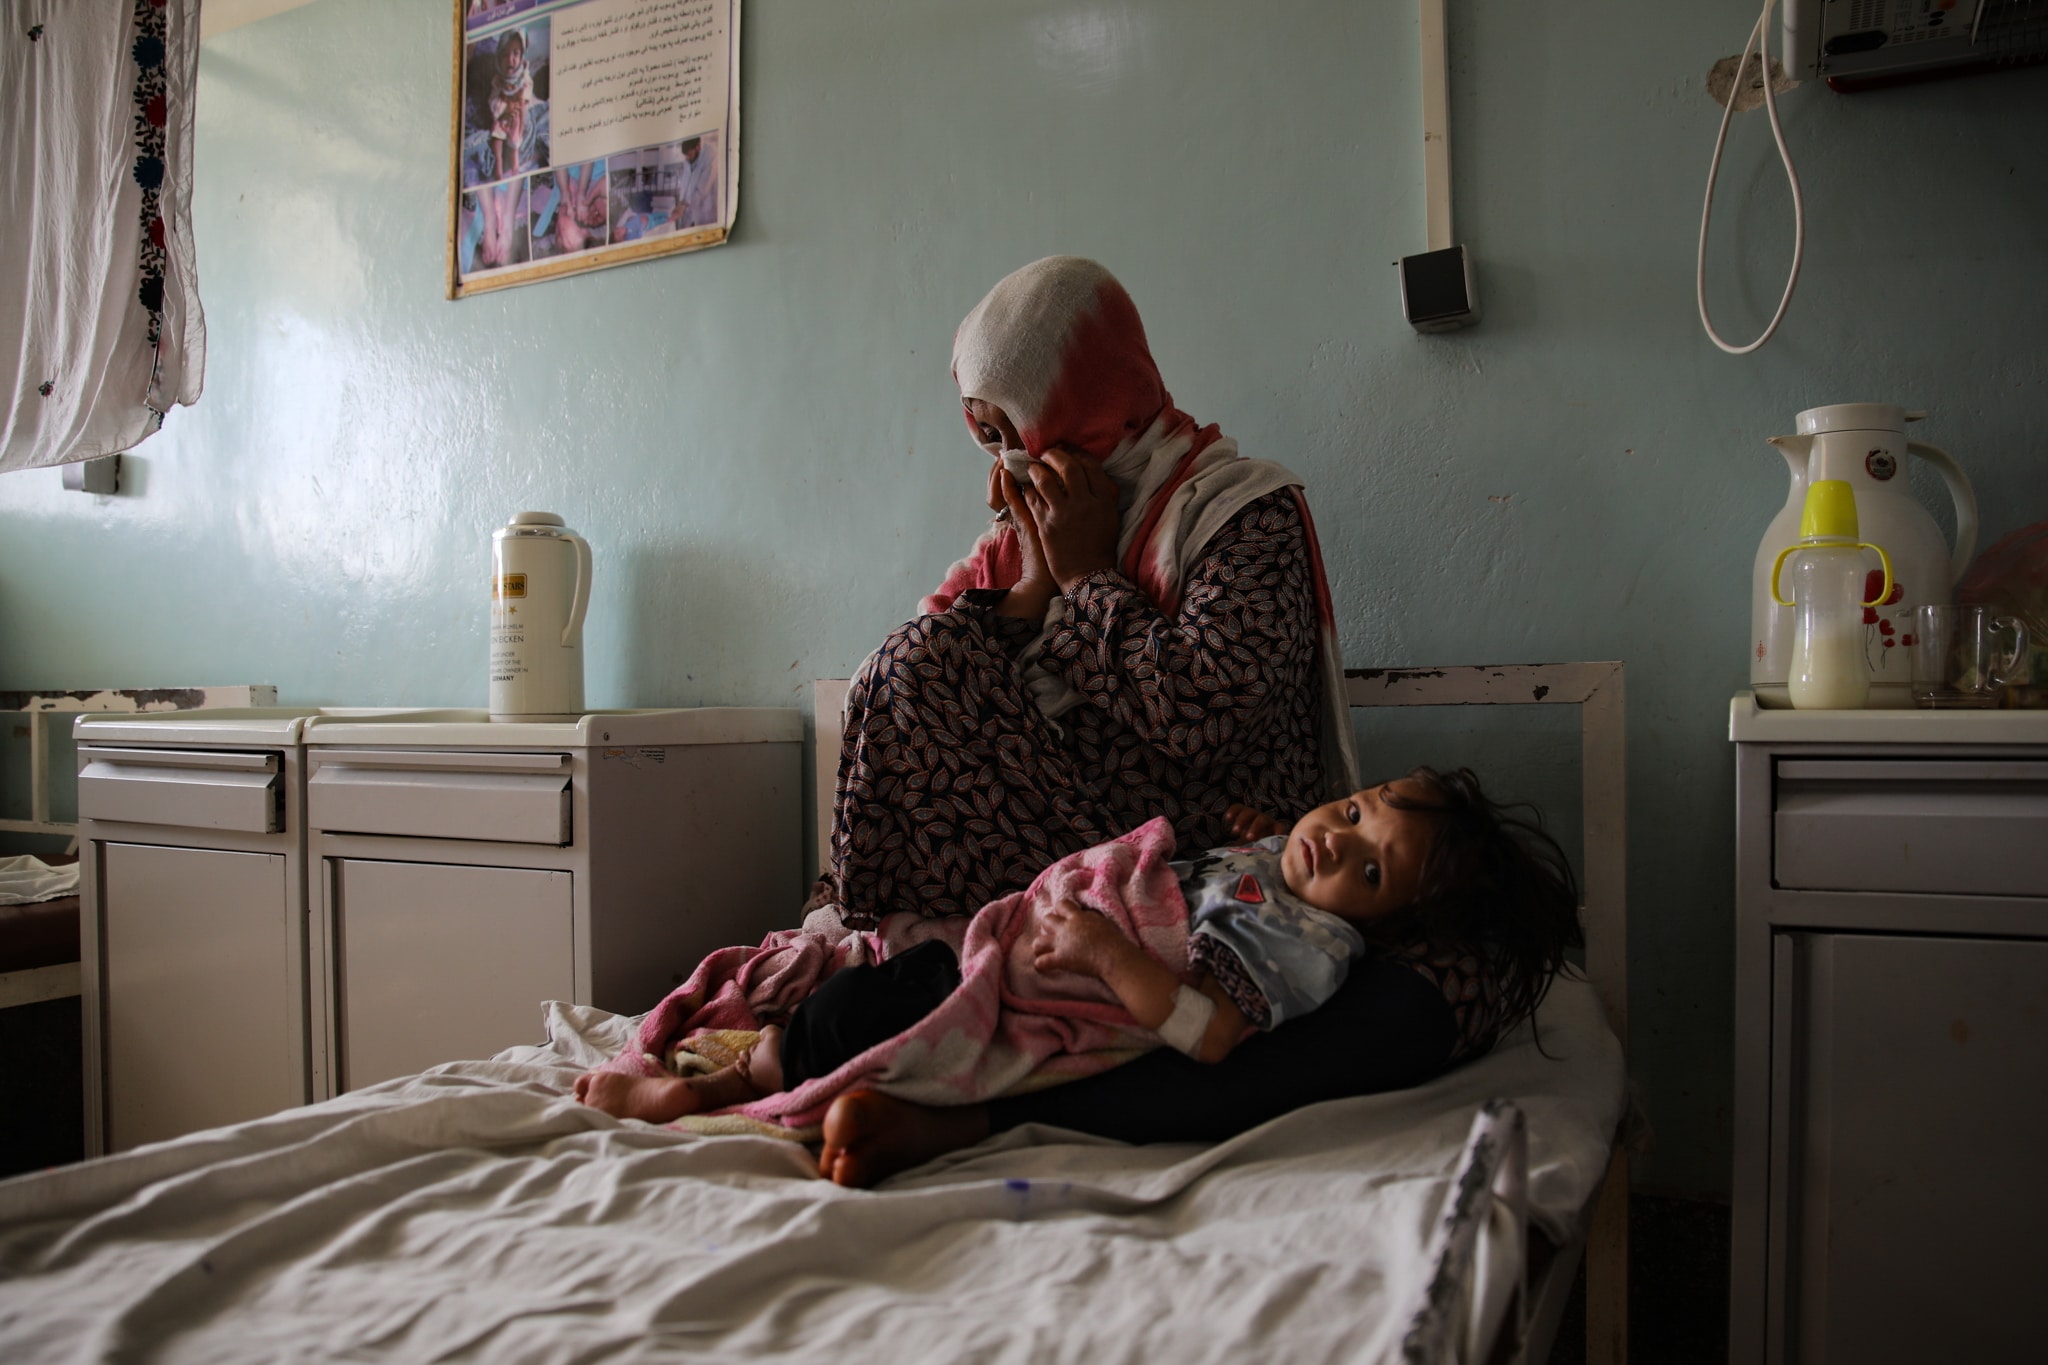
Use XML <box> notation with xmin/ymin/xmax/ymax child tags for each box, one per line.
<box><xmin>3</xmin><ymin>0</ymin><xmax>2044</xmax><ymax>1196</ymax></box>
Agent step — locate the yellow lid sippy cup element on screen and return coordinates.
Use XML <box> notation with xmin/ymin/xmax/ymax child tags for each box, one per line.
<box><xmin>1768</xmin><ymin>481</ymin><xmax>1895</xmax><ymax>710</ymax></box>
<box><xmin>1770</xmin><ymin>481</ymin><xmax>1893</xmax><ymax>607</ymax></box>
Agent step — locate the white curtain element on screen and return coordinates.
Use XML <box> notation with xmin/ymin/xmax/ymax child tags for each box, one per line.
<box><xmin>0</xmin><ymin>0</ymin><xmax>204</xmax><ymax>473</ymax></box>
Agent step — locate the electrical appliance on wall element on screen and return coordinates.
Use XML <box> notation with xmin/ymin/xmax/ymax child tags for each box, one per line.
<box><xmin>1751</xmin><ymin>403</ymin><xmax>1978</xmax><ymax>708</ymax></box>
<box><xmin>490</xmin><ymin>512</ymin><xmax>591</xmax><ymax>721</ymax></box>
<box><xmin>1397</xmin><ymin>0</ymin><xmax>1478</xmax><ymax>332</ymax></box>
<box><xmin>1697</xmin><ymin>1</ymin><xmax>2042</xmax><ymax>356</ymax></box>
<box><xmin>1783</xmin><ymin>0</ymin><xmax>2048</xmax><ymax>90</ymax></box>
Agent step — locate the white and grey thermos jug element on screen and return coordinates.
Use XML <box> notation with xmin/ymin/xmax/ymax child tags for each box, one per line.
<box><xmin>489</xmin><ymin>512</ymin><xmax>591</xmax><ymax>720</ymax></box>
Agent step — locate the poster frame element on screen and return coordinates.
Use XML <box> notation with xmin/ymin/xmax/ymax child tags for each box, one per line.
<box><xmin>444</xmin><ymin>0</ymin><xmax>739</xmax><ymax>300</ymax></box>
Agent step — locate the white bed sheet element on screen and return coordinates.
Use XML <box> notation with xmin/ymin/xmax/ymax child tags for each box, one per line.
<box><xmin>0</xmin><ymin>977</ymin><xmax>1622</xmax><ymax>1364</ymax></box>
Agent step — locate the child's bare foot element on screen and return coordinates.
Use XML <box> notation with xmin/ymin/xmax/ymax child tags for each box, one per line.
<box><xmin>816</xmin><ymin>1090</ymin><xmax>990</xmax><ymax>1187</ymax></box>
<box><xmin>574</xmin><ymin>1027</ymin><xmax>787</xmax><ymax>1123</ymax></box>
<box><xmin>573</xmin><ymin>1070</ymin><xmax>708</xmax><ymax>1123</ymax></box>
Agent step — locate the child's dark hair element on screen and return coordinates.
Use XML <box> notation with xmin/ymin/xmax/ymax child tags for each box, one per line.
<box><xmin>1373</xmin><ymin>766</ymin><xmax>1583</xmax><ymax>1040</ymax></box>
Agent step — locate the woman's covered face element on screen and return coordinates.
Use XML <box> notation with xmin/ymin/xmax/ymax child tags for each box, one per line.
<box><xmin>962</xmin><ymin>398</ymin><xmax>1019</xmax><ymax>455</ymax></box>
<box><xmin>951</xmin><ymin>257</ymin><xmax>1170</xmax><ymax>466</ymax></box>
<box><xmin>963</xmin><ymin>398</ymin><xmax>1035</xmax><ymax>485</ymax></box>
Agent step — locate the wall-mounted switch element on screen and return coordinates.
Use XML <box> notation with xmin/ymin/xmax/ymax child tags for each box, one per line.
<box><xmin>61</xmin><ymin>453</ymin><xmax>121</xmax><ymax>495</ymax></box>
<box><xmin>1398</xmin><ymin>245</ymin><xmax>1480</xmax><ymax>333</ymax></box>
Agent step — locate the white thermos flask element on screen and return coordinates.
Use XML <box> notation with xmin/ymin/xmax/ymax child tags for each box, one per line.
<box><xmin>490</xmin><ymin>512</ymin><xmax>592</xmax><ymax>720</ymax></box>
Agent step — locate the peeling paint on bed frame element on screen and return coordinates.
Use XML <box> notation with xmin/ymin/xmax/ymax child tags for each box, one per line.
<box><xmin>0</xmin><ymin>685</ymin><xmax>278</xmax><ymax>713</ymax></box>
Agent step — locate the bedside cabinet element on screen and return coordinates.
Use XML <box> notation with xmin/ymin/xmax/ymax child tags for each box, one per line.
<box><xmin>305</xmin><ymin>709</ymin><xmax>801</xmax><ymax>1094</ymax></box>
<box><xmin>74</xmin><ymin>711</ymin><xmax>317</xmax><ymax>1155</ymax></box>
<box><xmin>1728</xmin><ymin>697</ymin><xmax>2048</xmax><ymax>1365</ymax></box>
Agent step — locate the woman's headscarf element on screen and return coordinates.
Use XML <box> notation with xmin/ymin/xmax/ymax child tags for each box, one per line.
<box><xmin>925</xmin><ymin>256</ymin><xmax>1359</xmax><ymax>799</ymax></box>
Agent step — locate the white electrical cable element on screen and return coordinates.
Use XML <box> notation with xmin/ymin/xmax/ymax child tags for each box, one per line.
<box><xmin>1697</xmin><ymin>0</ymin><xmax>1806</xmax><ymax>355</ymax></box>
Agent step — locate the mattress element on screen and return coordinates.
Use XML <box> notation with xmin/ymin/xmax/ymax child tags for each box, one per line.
<box><xmin>0</xmin><ymin>976</ymin><xmax>1623</xmax><ymax>1363</ymax></box>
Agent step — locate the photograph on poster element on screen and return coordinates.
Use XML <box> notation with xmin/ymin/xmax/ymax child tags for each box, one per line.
<box><xmin>605</xmin><ymin>133</ymin><xmax>719</xmax><ymax>245</ymax></box>
<box><xmin>462</xmin><ymin>18</ymin><xmax>552</xmax><ymax>188</ymax></box>
<box><xmin>530</xmin><ymin>159</ymin><xmax>610</xmax><ymax>260</ymax></box>
<box><xmin>449</xmin><ymin>0</ymin><xmax>740</xmax><ymax>298</ymax></box>
<box><xmin>458</xmin><ymin>177</ymin><xmax>532</xmax><ymax>274</ymax></box>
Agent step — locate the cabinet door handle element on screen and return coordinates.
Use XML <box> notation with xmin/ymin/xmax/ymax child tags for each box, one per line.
<box><xmin>312</xmin><ymin>749</ymin><xmax>569</xmax><ymax>774</ymax></box>
<box><xmin>76</xmin><ymin>745</ymin><xmax>278</xmax><ymax>774</ymax></box>
<box><xmin>1778</xmin><ymin>759</ymin><xmax>2048</xmax><ymax>784</ymax></box>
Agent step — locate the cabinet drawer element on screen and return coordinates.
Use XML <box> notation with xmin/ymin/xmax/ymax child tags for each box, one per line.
<box><xmin>78</xmin><ymin>747</ymin><xmax>282</xmax><ymax>834</ymax></box>
<box><xmin>1774</xmin><ymin>758</ymin><xmax>2048</xmax><ymax>896</ymax></box>
<box><xmin>310</xmin><ymin>752</ymin><xmax>571</xmax><ymax>845</ymax></box>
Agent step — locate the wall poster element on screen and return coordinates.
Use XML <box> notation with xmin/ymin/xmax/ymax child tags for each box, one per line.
<box><xmin>448</xmin><ymin>0</ymin><xmax>740</xmax><ymax>298</ymax></box>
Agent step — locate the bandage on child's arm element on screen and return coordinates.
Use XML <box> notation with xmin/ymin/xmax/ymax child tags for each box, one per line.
<box><xmin>1087</xmin><ymin>934</ymin><xmax>1247</xmax><ymax>1063</ymax></box>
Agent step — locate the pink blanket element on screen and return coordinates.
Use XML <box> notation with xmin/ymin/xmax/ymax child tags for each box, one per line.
<box><xmin>601</xmin><ymin>817</ymin><xmax>1191</xmax><ymax>1129</ymax></box>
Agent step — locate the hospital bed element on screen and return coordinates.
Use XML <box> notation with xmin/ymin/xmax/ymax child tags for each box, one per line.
<box><xmin>0</xmin><ymin>664</ymin><xmax>1628</xmax><ymax>1365</ymax></box>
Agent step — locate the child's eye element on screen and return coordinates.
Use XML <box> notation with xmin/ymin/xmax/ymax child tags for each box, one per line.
<box><xmin>1363</xmin><ymin>862</ymin><xmax>1381</xmax><ymax>887</ymax></box>
<box><xmin>1346</xmin><ymin>803</ymin><xmax>1360</xmax><ymax>824</ymax></box>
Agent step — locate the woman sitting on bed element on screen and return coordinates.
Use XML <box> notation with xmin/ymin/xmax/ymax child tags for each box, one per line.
<box><xmin>784</xmin><ymin>256</ymin><xmax>1550</xmax><ymax>1183</ymax></box>
<box><xmin>576</xmin><ymin>768</ymin><xmax>1580</xmax><ymax>1132</ymax></box>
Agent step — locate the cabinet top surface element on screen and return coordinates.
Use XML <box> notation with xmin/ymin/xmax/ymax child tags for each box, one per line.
<box><xmin>75</xmin><ymin>707</ymin><xmax>802</xmax><ymax>748</ymax></box>
<box><xmin>1729</xmin><ymin>694</ymin><xmax>2048</xmax><ymax>746</ymax></box>
<box><xmin>305</xmin><ymin>708</ymin><xmax>802</xmax><ymax>748</ymax></box>
<box><xmin>74</xmin><ymin>707</ymin><xmax>468</xmax><ymax>745</ymax></box>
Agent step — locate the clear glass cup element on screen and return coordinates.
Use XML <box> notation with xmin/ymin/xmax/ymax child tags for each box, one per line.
<box><xmin>1911</xmin><ymin>604</ymin><xmax>2029</xmax><ymax>709</ymax></box>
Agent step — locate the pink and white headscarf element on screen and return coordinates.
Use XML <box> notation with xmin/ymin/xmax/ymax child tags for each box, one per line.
<box><xmin>925</xmin><ymin>256</ymin><xmax>1359</xmax><ymax>799</ymax></box>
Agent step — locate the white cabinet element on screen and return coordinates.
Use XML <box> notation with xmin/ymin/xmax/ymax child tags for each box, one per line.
<box><xmin>1768</xmin><ymin>932</ymin><xmax>2047</xmax><ymax>1365</ymax></box>
<box><xmin>74</xmin><ymin>712</ymin><xmax>323</xmax><ymax>1157</ymax></box>
<box><xmin>76</xmin><ymin>706</ymin><xmax>803</xmax><ymax>1152</ymax></box>
<box><xmin>1728</xmin><ymin>698</ymin><xmax>2048</xmax><ymax>1365</ymax></box>
<box><xmin>308</xmin><ymin>709</ymin><xmax>802</xmax><ymax>1095</ymax></box>
<box><xmin>332</xmin><ymin>860</ymin><xmax>573</xmax><ymax>1089</ymax></box>
<box><xmin>100</xmin><ymin>843</ymin><xmax>298</xmax><ymax>1150</ymax></box>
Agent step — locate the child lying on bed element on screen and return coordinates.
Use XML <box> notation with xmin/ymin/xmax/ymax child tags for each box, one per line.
<box><xmin>574</xmin><ymin>766</ymin><xmax>1580</xmax><ymax>1126</ymax></box>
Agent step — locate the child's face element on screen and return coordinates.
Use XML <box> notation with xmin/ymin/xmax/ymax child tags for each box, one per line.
<box><xmin>1278</xmin><ymin>780</ymin><xmax>1436</xmax><ymax>922</ymax></box>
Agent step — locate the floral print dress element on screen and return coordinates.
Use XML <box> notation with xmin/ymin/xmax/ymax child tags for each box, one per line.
<box><xmin>830</xmin><ymin>489</ymin><xmax>1325</xmax><ymax>929</ymax></box>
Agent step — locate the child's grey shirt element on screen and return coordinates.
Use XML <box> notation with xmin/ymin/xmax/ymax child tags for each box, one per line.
<box><xmin>1172</xmin><ymin>836</ymin><xmax>1366</xmax><ymax>1028</ymax></box>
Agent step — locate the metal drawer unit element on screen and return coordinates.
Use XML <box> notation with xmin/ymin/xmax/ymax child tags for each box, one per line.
<box><xmin>77</xmin><ymin>746</ymin><xmax>284</xmax><ymax>833</ymax></box>
<box><xmin>73</xmin><ymin>711</ymin><xmax>319</xmax><ymax>1157</ymax></box>
<box><xmin>310</xmin><ymin>750</ymin><xmax>573</xmax><ymax>845</ymax></box>
<box><xmin>306</xmin><ymin>709</ymin><xmax>802</xmax><ymax>1095</ymax></box>
<box><xmin>1728</xmin><ymin>698</ymin><xmax>2048</xmax><ymax>1365</ymax></box>
<box><xmin>1772</xmin><ymin>758</ymin><xmax>2048</xmax><ymax>898</ymax></box>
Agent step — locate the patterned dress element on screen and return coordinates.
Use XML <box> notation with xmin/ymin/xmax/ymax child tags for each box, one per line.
<box><xmin>831</xmin><ymin>489</ymin><xmax>1324</xmax><ymax>929</ymax></box>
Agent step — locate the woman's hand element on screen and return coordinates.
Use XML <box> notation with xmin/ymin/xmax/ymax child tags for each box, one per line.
<box><xmin>1224</xmin><ymin>804</ymin><xmax>1285</xmax><ymax>841</ymax></box>
<box><xmin>994</xmin><ymin>466</ymin><xmax>1059</xmax><ymax>620</ymax></box>
<box><xmin>1017</xmin><ymin>449</ymin><xmax>1120</xmax><ymax>590</ymax></box>
<box><xmin>1032</xmin><ymin>897</ymin><xmax>1128</xmax><ymax>980</ymax></box>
